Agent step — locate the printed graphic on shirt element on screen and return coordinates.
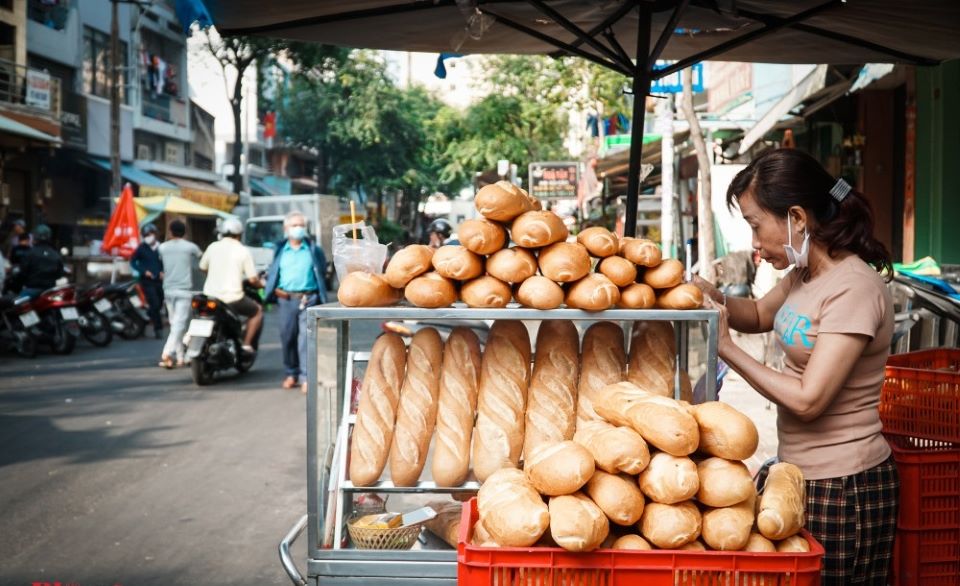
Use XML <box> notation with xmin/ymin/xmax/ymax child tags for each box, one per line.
<box><xmin>775</xmin><ymin>304</ymin><xmax>814</xmax><ymax>349</ymax></box>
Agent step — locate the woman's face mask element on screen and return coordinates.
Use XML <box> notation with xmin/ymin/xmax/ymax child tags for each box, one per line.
<box><xmin>783</xmin><ymin>214</ymin><xmax>810</xmax><ymax>268</ymax></box>
<box><xmin>144</xmin><ymin>234</ymin><xmax>157</xmax><ymax>245</ymax></box>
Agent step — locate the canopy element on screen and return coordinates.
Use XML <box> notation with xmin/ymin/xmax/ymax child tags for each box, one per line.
<box><xmin>132</xmin><ymin>194</ymin><xmax>238</xmax><ymax>226</ymax></box>
<box><xmin>88</xmin><ymin>158</ymin><xmax>178</xmax><ymax>198</ymax></box>
<box><xmin>154</xmin><ymin>173</ymin><xmax>239</xmax><ymax>212</ymax></box>
<box><xmin>0</xmin><ymin>113</ymin><xmax>61</xmax><ymax>146</ymax></box>
<box><xmin>195</xmin><ymin>0</ymin><xmax>960</xmax><ymax>235</ymax></box>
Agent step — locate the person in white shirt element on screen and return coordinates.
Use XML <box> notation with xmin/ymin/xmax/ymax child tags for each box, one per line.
<box><xmin>198</xmin><ymin>218</ymin><xmax>263</xmax><ymax>352</ymax></box>
<box><xmin>158</xmin><ymin>219</ymin><xmax>201</xmax><ymax>368</ymax></box>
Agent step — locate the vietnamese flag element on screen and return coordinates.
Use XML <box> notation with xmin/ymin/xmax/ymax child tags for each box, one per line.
<box><xmin>101</xmin><ymin>183</ymin><xmax>140</xmax><ymax>258</ymax></box>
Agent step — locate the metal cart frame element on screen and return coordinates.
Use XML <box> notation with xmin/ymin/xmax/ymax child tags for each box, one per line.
<box><xmin>280</xmin><ymin>304</ymin><xmax>719</xmax><ymax>586</ymax></box>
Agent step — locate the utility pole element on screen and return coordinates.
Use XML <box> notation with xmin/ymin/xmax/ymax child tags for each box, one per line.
<box><xmin>110</xmin><ymin>0</ymin><xmax>121</xmax><ymax>212</ymax></box>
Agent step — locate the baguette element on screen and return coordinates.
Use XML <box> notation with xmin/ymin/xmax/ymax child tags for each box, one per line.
<box><xmin>431</xmin><ymin>245</ymin><xmax>484</xmax><ymax>281</ymax></box>
<box><xmin>384</xmin><ymin>245</ymin><xmax>434</xmax><ymax>288</ymax></box>
<box><xmin>642</xmin><ymin>258</ymin><xmax>684</xmax><ymax>289</ymax></box>
<box><xmin>573</xmin><ymin>419</ymin><xmax>650</xmax><ymax>475</ymax></box>
<box><xmin>640</xmin><ymin>501</ymin><xmax>701</xmax><ymax>549</ymax></box>
<box><xmin>388</xmin><ymin>328</ymin><xmax>443</xmax><ymax>486</ymax></box>
<box><xmin>524</xmin><ymin>440</ymin><xmax>595</xmax><ymax>496</ymax></box>
<box><xmin>575</xmin><ymin>322</ymin><xmax>626</xmax><ymax>425</ymax></box>
<box><xmin>458</xmin><ymin>218</ymin><xmax>507</xmax><ymax>255</ymax></box>
<box><xmin>511</xmin><ymin>210</ymin><xmax>568</xmax><ymax>248</ymax></box>
<box><xmin>577</xmin><ymin>227</ymin><xmax>619</xmax><ymax>258</ymax></box>
<box><xmin>627</xmin><ymin>320</ymin><xmax>676</xmax><ymax>397</ymax></box>
<box><xmin>549</xmin><ymin>493</ymin><xmax>610</xmax><ymax>552</ymax></box>
<box><xmin>585</xmin><ymin>470</ymin><xmax>645</xmax><ymax>526</ymax></box>
<box><xmin>565</xmin><ymin>273</ymin><xmax>620</xmax><ymax>311</ymax></box>
<box><xmin>349</xmin><ymin>333</ymin><xmax>407</xmax><ymax>487</ymax></box>
<box><xmin>523</xmin><ymin>320</ymin><xmax>580</xmax><ymax>458</ymax></box>
<box><xmin>757</xmin><ymin>463</ymin><xmax>806</xmax><ymax>540</ymax></box>
<box><xmin>404</xmin><ymin>271</ymin><xmax>457</xmax><ymax>308</ymax></box>
<box><xmin>475</xmin><ymin>181</ymin><xmax>537</xmax><ymax>222</ymax></box>
<box><xmin>424</xmin><ymin>502</ymin><xmax>462</xmax><ymax>548</ymax></box>
<box><xmin>693</xmin><ymin>401</ymin><xmax>760</xmax><ymax>461</ymax></box>
<box><xmin>744</xmin><ymin>532</ymin><xmax>778</xmax><ymax>552</ymax></box>
<box><xmin>486</xmin><ymin>247</ymin><xmax>538</xmax><ymax>283</ymax></box>
<box><xmin>461</xmin><ymin>276</ymin><xmax>511</xmax><ymax>308</ymax></box>
<box><xmin>701</xmin><ymin>496</ymin><xmax>756</xmax><ymax>551</ymax></box>
<box><xmin>612</xmin><ymin>534</ymin><xmax>652</xmax><ymax>550</ymax></box>
<box><xmin>538</xmin><ymin>242</ymin><xmax>591</xmax><ymax>283</ymax></box>
<box><xmin>431</xmin><ymin>327</ymin><xmax>483</xmax><ymax>487</ymax></box>
<box><xmin>594</xmin><ymin>381</ymin><xmax>699</xmax><ymax>456</ymax></box>
<box><xmin>638</xmin><ymin>452</ymin><xmax>700</xmax><ymax>504</ymax></box>
<box><xmin>515</xmin><ymin>276</ymin><xmax>564</xmax><ymax>310</ymax></box>
<box><xmin>618</xmin><ymin>283</ymin><xmax>656</xmax><ymax>309</ymax></box>
<box><xmin>477</xmin><ymin>468</ymin><xmax>549</xmax><ymax>547</ymax></box>
<box><xmin>472</xmin><ymin>320</ymin><xmax>532</xmax><ymax>482</ymax></box>
<box><xmin>598</xmin><ymin>255</ymin><xmax>637</xmax><ymax>287</ymax></box>
<box><xmin>655</xmin><ymin>283</ymin><xmax>704</xmax><ymax>309</ymax></box>
<box><xmin>696</xmin><ymin>457</ymin><xmax>755</xmax><ymax>508</ymax></box>
<box><xmin>338</xmin><ymin>272</ymin><xmax>400</xmax><ymax>307</ymax></box>
<box><xmin>622</xmin><ymin>239</ymin><xmax>662</xmax><ymax>267</ymax></box>
<box><xmin>777</xmin><ymin>535</ymin><xmax>811</xmax><ymax>552</ymax></box>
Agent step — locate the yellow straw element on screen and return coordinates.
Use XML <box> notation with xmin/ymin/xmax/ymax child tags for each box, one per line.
<box><xmin>350</xmin><ymin>200</ymin><xmax>358</xmax><ymax>239</ymax></box>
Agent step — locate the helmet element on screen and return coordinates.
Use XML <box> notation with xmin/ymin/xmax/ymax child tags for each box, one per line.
<box><xmin>427</xmin><ymin>218</ymin><xmax>453</xmax><ymax>239</ymax></box>
<box><xmin>220</xmin><ymin>217</ymin><xmax>244</xmax><ymax>236</ymax></box>
<box><xmin>141</xmin><ymin>223</ymin><xmax>158</xmax><ymax>237</ymax></box>
<box><xmin>33</xmin><ymin>224</ymin><xmax>52</xmax><ymax>242</ymax></box>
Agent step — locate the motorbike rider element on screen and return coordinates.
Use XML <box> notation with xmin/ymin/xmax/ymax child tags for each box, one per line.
<box><xmin>198</xmin><ymin>217</ymin><xmax>263</xmax><ymax>353</ymax></box>
<box><xmin>425</xmin><ymin>218</ymin><xmax>455</xmax><ymax>249</ymax></box>
<box><xmin>11</xmin><ymin>225</ymin><xmax>65</xmax><ymax>299</ymax></box>
<box><xmin>131</xmin><ymin>223</ymin><xmax>165</xmax><ymax>339</ymax></box>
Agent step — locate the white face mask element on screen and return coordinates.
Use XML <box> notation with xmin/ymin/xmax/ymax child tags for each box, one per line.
<box><xmin>783</xmin><ymin>215</ymin><xmax>810</xmax><ymax>268</ymax></box>
<box><xmin>144</xmin><ymin>234</ymin><xmax>157</xmax><ymax>246</ymax></box>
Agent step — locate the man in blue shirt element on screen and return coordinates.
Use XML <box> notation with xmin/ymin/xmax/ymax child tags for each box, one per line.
<box><xmin>264</xmin><ymin>211</ymin><xmax>328</xmax><ymax>393</ymax></box>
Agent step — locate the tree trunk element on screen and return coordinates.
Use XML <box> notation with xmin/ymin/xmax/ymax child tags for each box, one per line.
<box><xmin>230</xmin><ymin>70</ymin><xmax>245</xmax><ymax>195</ymax></box>
<box><xmin>681</xmin><ymin>67</ymin><xmax>717</xmax><ymax>283</ymax></box>
<box><xmin>316</xmin><ymin>146</ymin><xmax>328</xmax><ymax>193</ymax></box>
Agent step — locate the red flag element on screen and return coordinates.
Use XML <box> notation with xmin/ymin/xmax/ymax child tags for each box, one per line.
<box><xmin>101</xmin><ymin>183</ymin><xmax>140</xmax><ymax>258</ymax></box>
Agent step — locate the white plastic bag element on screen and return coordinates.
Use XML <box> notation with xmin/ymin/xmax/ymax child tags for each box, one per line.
<box><xmin>332</xmin><ymin>222</ymin><xmax>389</xmax><ymax>283</ymax></box>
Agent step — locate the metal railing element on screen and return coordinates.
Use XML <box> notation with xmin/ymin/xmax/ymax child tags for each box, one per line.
<box><xmin>0</xmin><ymin>59</ymin><xmax>62</xmax><ymax>118</ymax></box>
<box><xmin>141</xmin><ymin>90</ymin><xmax>188</xmax><ymax>127</ymax></box>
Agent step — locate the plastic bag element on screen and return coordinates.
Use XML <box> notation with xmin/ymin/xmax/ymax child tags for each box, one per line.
<box><xmin>332</xmin><ymin>222</ymin><xmax>388</xmax><ymax>283</ymax></box>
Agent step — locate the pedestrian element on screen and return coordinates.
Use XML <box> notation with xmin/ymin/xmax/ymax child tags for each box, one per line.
<box><xmin>11</xmin><ymin>225</ymin><xmax>64</xmax><ymax>298</ymax></box>
<box><xmin>264</xmin><ymin>211</ymin><xmax>328</xmax><ymax>394</ymax></box>
<box><xmin>4</xmin><ymin>218</ymin><xmax>28</xmax><ymax>256</ymax></box>
<box><xmin>199</xmin><ymin>217</ymin><xmax>262</xmax><ymax>353</ymax></box>
<box><xmin>131</xmin><ymin>223</ymin><xmax>165</xmax><ymax>339</ymax></box>
<box><xmin>695</xmin><ymin>148</ymin><xmax>896</xmax><ymax>585</ymax></box>
<box><xmin>157</xmin><ymin>219</ymin><xmax>201</xmax><ymax>368</ymax></box>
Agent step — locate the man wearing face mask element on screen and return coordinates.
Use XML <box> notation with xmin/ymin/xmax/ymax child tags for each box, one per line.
<box><xmin>264</xmin><ymin>211</ymin><xmax>328</xmax><ymax>394</ymax></box>
<box><xmin>131</xmin><ymin>223</ymin><xmax>165</xmax><ymax>339</ymax></box>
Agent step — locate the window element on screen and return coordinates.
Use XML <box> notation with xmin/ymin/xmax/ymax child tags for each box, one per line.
<box><xmin>28</xmin><ymin>0</ymin><xmax>70</xmax><ymax>31</ymax></box>
<box><xmin>83</xmin><ymin>27</ymin><xmax>128</xmax><ymax>102</ymax></box>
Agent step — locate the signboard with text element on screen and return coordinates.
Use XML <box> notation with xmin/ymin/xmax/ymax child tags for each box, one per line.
<box><xmin>651</xmin><ymin>61</ymin><xmax>704</xmax><ymax>94</ymax></box>
<box><xmin>528</xmin><ymin>162</ymin><xmax>579</xmax><ymax>200</ymax></box>
<box><xmin>26</xmin><ymin>70</ymin><xmax>52</xmax><ymax>110</ymax></box>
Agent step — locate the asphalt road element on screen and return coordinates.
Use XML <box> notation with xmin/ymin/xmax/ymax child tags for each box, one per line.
<box><xmin>0</xmin><ymin>308</ymin><xmax>378</xmax><ymax>586</ymax></box>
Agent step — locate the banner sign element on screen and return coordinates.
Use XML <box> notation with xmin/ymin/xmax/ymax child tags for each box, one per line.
<box><xmin>528</xmin><ymin>161</ymin><xmax>579</xmax><ymax>199</ymax></box>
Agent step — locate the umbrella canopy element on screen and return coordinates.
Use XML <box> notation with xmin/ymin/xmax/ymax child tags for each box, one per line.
<box><xmin>197</xmin><ymin>0</ymin><xmax>960</xmax><ymax>235</ymax></box>
<box><xmin>132</xmin><ymin>194</ymin><xmax>238</xmax><ymax>226</ymax></box>
<box><xmin>101</xmin><ymin>184</ymin><xmax>140</xmax><ymax>259</ymax></box>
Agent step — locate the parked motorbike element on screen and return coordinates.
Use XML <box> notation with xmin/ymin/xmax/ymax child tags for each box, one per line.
<box><xmin>30</xmin><ymin>285</ymin><xmax>81</xmax><ymax>355</ymax></box>
<box><xmin>0</xmin><ymin>294</ymin><xmax>39</xmax><ymax>358</ymax></box>
<box><xmin>185</xmin><ymin>283</ymin><xmax>262</xmax><ymax>386</ymax></box>
<box><xmin>75</xmin><ymin>284</ymin><xmax>114</xmax><ymax>347</ymax></box>
<box><xmin>102</xmin><ymin>280</ymin><xmax>149</xmax><ymax>340</ymax></box>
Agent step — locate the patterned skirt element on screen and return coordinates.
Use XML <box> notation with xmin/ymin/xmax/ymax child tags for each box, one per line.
<box><xmin>805</xmin><ymin>455</ymin><xmax>900</xmax><ymax>585</ymax></box>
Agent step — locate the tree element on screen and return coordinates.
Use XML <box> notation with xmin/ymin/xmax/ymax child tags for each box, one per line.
<box><xmin>680</xmin><ymin>66</ymin><xmax>716</xmax><ymax>282</ymax></box>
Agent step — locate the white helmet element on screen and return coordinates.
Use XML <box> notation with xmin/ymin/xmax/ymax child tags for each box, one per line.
<box><xmin>220</xmin><ymin>217</ymin><xmax>243</xmax><ymax>236</ymax></box>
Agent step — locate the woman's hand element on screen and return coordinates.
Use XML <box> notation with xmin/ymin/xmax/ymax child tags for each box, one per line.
<box><xmin>703</xmin><ymin>295</ymin><xmax>734</xmax><ymax>356</ymax></box>
<box><xmin>692</xmin><ymin>275</ymin><xmax>724</xmax><ymax>305</ymax></box>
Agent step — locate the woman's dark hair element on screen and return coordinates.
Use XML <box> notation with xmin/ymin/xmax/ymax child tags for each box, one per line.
<box><xmin>726</xmin><ymin>148</ymin><xmax>892</xmax><ymax>277</ymax></box>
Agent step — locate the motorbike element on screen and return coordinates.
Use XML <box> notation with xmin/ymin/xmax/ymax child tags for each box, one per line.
<box><xmin>185</xmin><ymin>282</ymin><xmax>262</xmax><ymax>386</ymax></box>
<box><xmin>30</xmin><ymin>284</ymin><xmax>81</xmax><ymax>355</ymax></box>
<box><xmin>75</xmin><ymin>284</ymin><xmax>114</xmax><ymax>347</ymax></box>
<box><xmin>0</xmin><ymin>294</ymin><xmax>39</xmax><ymax>358</ymax></box>
<box><xmin>102</xmin><ymin>280</ymin><xmax>149</xmax><ymax>340</ymax></box>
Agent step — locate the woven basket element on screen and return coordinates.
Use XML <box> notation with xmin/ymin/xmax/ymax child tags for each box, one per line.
<box><xmin>347</xmin><ymin>517</ymin><xmax>423</xmax><ymax>550</ymax></box>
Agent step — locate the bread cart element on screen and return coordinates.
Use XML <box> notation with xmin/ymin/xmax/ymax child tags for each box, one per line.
<box><xmin>279</xmin><ymin>304</ymin><xmax>719</xmax><ymax>586</ymax></box>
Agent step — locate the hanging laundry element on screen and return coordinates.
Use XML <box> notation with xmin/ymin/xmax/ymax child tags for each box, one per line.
<box><xmin>586</xmin><ymin>114</ymin><xmax>599</xmax><ymax>137</ymax></box>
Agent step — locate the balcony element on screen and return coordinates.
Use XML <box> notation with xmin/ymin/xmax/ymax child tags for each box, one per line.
<box><xmin>0</xmin><ymin>59</ymin><xmax>62</xmax><ymax>138</ymax></box>
<box><xmin>142</xmin><ymin>91</ymin><xmax>188</xmax><ymax>127</ymax></box>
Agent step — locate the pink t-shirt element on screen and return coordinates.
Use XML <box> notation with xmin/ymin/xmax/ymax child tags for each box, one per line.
<box><xmin>772</xmin><ymin>255</ymin><xmax>893</xmax><ymax>480</ymax></box>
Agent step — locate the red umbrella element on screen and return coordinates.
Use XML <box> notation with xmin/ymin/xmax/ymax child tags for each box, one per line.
<box><xmin>101</xmin><ymin>183</ymin><xmax>140</xmax><ymax>259</ymax></box>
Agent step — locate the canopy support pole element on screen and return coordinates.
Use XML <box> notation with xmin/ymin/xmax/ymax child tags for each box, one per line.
<box><xmin>624</xmin><ymin>1</ymin><xmax>653</xmax><ymax>238</ymax></box>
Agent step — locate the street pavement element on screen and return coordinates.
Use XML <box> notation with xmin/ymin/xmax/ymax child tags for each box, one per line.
<box><xmin>0</xmin><ymin>308</ymin><xmax>377</xmax><ymax>586</ymax></box>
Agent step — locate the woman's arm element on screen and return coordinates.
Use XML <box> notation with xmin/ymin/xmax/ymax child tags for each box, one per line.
<box><xmin>695</xmin><ymin>275</ymin><xmax>790</xmax><ymax>334</ymax></box>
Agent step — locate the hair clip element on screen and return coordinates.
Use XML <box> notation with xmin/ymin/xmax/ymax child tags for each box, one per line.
<box><xmin>830</xmin><ymin>178</ymin><xmax>852</xmax><ymax>202</ymax></box>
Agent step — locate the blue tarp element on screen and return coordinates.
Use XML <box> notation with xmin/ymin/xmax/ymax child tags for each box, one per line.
<box><xmin>88</xmin><ymin>158</ymin><xmax>177</xmax><ymax>189</ymax></box>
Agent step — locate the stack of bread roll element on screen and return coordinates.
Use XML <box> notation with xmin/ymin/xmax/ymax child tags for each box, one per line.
<box><xmin>337</xmin><ymin>180</ymin><xmax>704</xmax><ymax>310</ymax></box>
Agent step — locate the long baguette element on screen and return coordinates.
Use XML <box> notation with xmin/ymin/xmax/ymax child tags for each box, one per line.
<box><xmin>575</xmin><ymin>322</ymin><xmax>626</xmax><ymax>426</ymax></box>
<box><xmin>431</xmin><ymin>327</ymin><xmax>482</xmax><ymax>487</ymax></box>
<box><xmin>523</xmin><ymin>320</ymin><xmax>580</xmax><ymax>459</ymax></box>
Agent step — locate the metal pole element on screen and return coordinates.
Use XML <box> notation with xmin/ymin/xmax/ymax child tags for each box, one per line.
<box><xmin>658</xmin><ymin>95</ymin><xmax>675</xmax><ymax>253</ymax></box>
<box><xmin>624</xmin><ymin>2</ymin><xmax>652</xmax><ymax>238</ymax></box>
<box><xmin>110</xmin><ymin>0</ymin><xmax>121</xmax><ymax>212</ymax></box>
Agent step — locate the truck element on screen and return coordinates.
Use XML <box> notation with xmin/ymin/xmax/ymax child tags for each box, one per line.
<box><xmin>242</xmin><ymin>194</ymin><xmax>365</xmax><ymax>279</ymax></box>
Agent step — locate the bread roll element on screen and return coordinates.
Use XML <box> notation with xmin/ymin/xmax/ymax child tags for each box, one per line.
<box><xmin>693</xmin><ymin>401</ymin><xmax>760</xmax><ymax>461</ymax></box>
<box><xmin>431</xmin><ymin>245</ymin><xmax>484</xmax><ymax>281</ymax></box>
<box><xmin>565</xmin><ymin>273</ymin><xmax>620</xmax><ymax>311</ymax></box>
<box><xmin>701</xmin><ymin>498</ymin><xmax>755</xmax><ymax>551</ymax></box>
<box><xmin>486</xmin><ymin>247</ymin><xmax>538</xmax><ymax>283</ymax></box>
<box><xmin>431</xmin><ymin>327</ymin><xmax>482</xmax><ymax>487</ymax></box>
<box><xmin>640</xmin><ymin>501</ymin><xmax>701</xmax><ymax>549</ymax></box>
<box><xmin>538</xmin><ymin>242</ymin><xmax>591</xmax><ymax>283</ymax></box>
<box><xmin>757</xmin><ymin>463</ymin><xmax>806</xmax><ymax>541</ymax></box>
<box><xmin>585</xmin><ymin>470</ymin><xmax>645</xmax><ymax>526</ymax></box>
<box><xmin>461</xmin><ymin>276</ymin><xmax>511</xmax><ymax>308</ymax></box>
<box><xmin>594</xmin><ymin>382</ymin><xmax>699</xmax><ymax>456</ymax></box>
<box><xmin>523</xmin><ymin>320</ymin><xmax>580</xmax><ymax>458</ymax></box>
<box><xmin>511</xmin><ymin>210</ymin><xmax>569</xmax><ymax>248</ymax></box>
<box><xmin>696</xmin><ymin>457</ymin><xmax>755</xmax><ymax>508</ymax></box>
<box><xmin>516</xmin><ymin>276</ymin><xmax>564</xmax><ymax>310</ymax></box>
<box><xmin>598</xmin><ymin>255</ymin><xmax>637</xmax><ymax>287</ymax></box>
<box><xmin>577</xmin><ymin>227</ymin><xmax>619</xmax><ymax>258</ymax></box>
<box><xmin>338</xmin><ymin>272</ymin><xmax>400</xmax><ymax>307</ymax></box>
<box><xmin>478</xmin><ymin>468</ymin><xmax>549</xmax><ymax>547</ymax></box>
<box><xmin>472</xmin><ymin>321</ymin><xmax>531</xmax><ymax>482</ymax></box>
<box><xmin>619</xmin><ymin>283</ymin><xmax>656</xmax><ymax>309</ymax></box>
<box><xmin>459</xmin><ymin>218</ymin><xmax>507</xmax><ymax>255</ymax></box>
<box><xmin>573</xmin><ymin>420</ymin><xmax>650</xmax><ymax>475</ymax></box>
<box><xmin>475</xmin><ymin>181</ymin><xmax>536</xmax><ymax>222</ymax></box>
<box><xmin>548</xmin><ymin>493</ymin><xmax>610</xmax><ymax>552</ymax></box>
<box><xmin>655</xmin><ymin>283</ymin><xmax>704</xmax><ymax>309</ymax></box>
<box><xmin>524</xmin><ymin>440</ymin><xmax>595</xmax><ymax>496</ymax></box>
<box><xmin>388</xmin><ymin>328</ymin><xmax>443</xmax><ymax>486</ymax></box>
<box><xmin>638</xmin><ymin>452</ymin><xmax>700</xmax><ymax>504</ymax></box>
<box><xmin>744</xmin><ymin>532</ymin><xmax>777</xmax><ymax>552</ymax></box>
<box><xmin>627</xmin><ymin>320</ymin><xmax>676</xmax><ymax>397</ymax></box>
<box><xmin>349</xmin><ymin>333</ymin><xmax>407</xmax><ymax>487</ymax></box>
<box><xmin>471</xmin><ymin>516</ymin><xmax>498</xmax><ymax>547</ymax></box>
<box><xmin>680</xmin><ymin>540</ymin><xmax>707</xmax><ymax>551</ymax></box>
<box><xmin>404</xmin><ymin>272</ymin><xmax>457</xmax><ymax>308</ymax></box>
<box><xmin>575</xmin><ymin>322</ymin><xmax>626</xmax><ymax>424</ymax></box>
<box><xmin>777</xmin><ymin>535</ymin><xmax>811</xmax><ymax>552</ymax></box>
<box><xmin>623</xmin><ymin>239</ymin><xmax>662</xmax><ymax>267</ymax></box>
<box><xmin>612</xmin><ymin>534</ymin><xmax>652</xmax><ymax>550</ymax></box>
<box><xmin>618</xmin><ymin>236</ymin><xmax>633</xmax><ymax>255</ymax></box>
<box><xmin>385</xmin><ymin>245</ymin><xmax>434</xmax><ymax>288</ymax></box>
<box><xmin>642</xmin><ymin>258</ymin><xmax>684</xmax><ymax>289</ymax></box>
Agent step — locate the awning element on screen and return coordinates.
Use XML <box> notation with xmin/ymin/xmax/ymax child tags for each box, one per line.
<box><xmin>88</xmin><ymin>157</ymin><xmax>179</xmax><ymax>197</ymax></box>
<box><xmin>850</xmin><ymin>63</ymin><xmax>896</xmax><ymax>93</ymax></box>
<box><xmin>738</xmin><ymin>64</ymin><xmax>829</xmax><ymax>155</ymax></box>
<box><xmin>154</xmin><ymin>173</ymin><xmax>239</xmax><ymax>213</ymax></box>
<box><xmin>0</xmin><ymin>113</ymin><xmax>62</xmax><ymax>144</ymax></box>
<box><xmin>250</xmin><ymin>176</ymin><xmax>282</xmax><ymax>196</ymax></box>
<box><xmin>131</xmin><ymin>194</ymin><xmax>237</xmax><ymax>225</ymax></box>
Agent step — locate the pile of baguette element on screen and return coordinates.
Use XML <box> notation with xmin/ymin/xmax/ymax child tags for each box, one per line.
<box><xmin>337</xmin><ymin>180</ymin><xmax>703</xmax><ymax>310</ymax></box>
<box><xmin>349</xmin><ymin>317</ymin><xmax>808</xmax><ymax>554</ymax></box>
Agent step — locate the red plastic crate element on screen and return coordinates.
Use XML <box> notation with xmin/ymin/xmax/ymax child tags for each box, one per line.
<box><xmin>894</xmin><ymin>527</ymin><xmax>960</xmax><ymax>586</ymax></box>
<box><xmin>457</xmin><ymin>498</ymin><xmax>824</xmax><ymax>586</ymax></box>
<box><xmin>887</xmin><ymin>434</ymin><xmax>960</xmax><ymax>530</ymax></box>
<box><xmin>881</xmin><ymin>349</ymin><xmax>960</xmax><ymax>444</ymax></box>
